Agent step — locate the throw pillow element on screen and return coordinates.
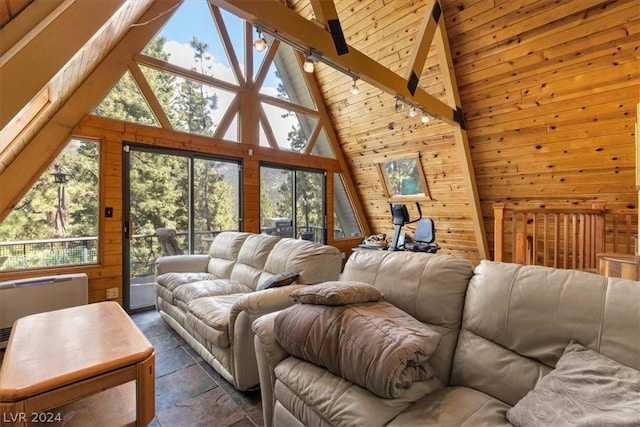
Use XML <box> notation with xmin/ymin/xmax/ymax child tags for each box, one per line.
<box><xmin>507</xmin><ymin>341</ymin><xmax>640</xmax><ymax>427</ymax></box>
<box><xmin>256</xmin><ymin>271</ymin><xmax>299</xmax><ymax>291</ymax></box>
<box><xmin>290</xmin><ymin>281</ymin><xmax>384</xmax><ymax>305</ymax></box>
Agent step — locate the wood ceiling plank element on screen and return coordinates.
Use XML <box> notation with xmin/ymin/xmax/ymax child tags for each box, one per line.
<box><xmin>0</xmin><ymin>0</ymin><xmax>127</xmax><ymax>131</ymax></box>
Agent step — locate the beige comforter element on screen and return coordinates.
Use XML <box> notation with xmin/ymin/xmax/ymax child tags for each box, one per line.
<box><xmin>273</xmin><ymin>301</ymin><xmax>441</xmax><ymax>398</ymax></box>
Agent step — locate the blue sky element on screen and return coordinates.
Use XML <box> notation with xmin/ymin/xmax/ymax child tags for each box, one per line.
<box><xmin>154</xmin><ymin>0</ymin><xmax>276</xmax><ymax>86</ymax></box>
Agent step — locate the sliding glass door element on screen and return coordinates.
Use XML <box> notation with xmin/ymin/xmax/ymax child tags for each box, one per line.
<box><xmin>123</xmin><ymin>145</ymin><xmax>241</xmax><ymax>312</ymax></box>
<box><xmin>260</xmin><ymin>164</ymin><xmax>326</xmax><ymax>243</ymax></box>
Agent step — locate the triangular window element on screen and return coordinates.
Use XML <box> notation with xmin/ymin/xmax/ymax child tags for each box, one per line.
<box><xmin>259</xmin><ymin>43</ymin><xmax>315</xmax><ymax>111</ymax></box>
<box><xmin>139</xmin><ymin>66</ymin><xmax>236</xmax><ymax>137</ymax></box>
<box><xmin>260</xmin><ymin>102</ymin><xmax>318</xmax><ymax>152</ymax></box>
<box><xmin>93</xmin><ymin>71</ymin><xmax>159</xmax><ymax>127</ymax></box>
<box><xmin>143</xmin><ymin>0</ymin><xmax>238</xmax><ymax>85</ymax></box>
<box><xmin>311</xmin><ymin>128</ymin><xmax>335</xmax><ymax>158</ymax></box>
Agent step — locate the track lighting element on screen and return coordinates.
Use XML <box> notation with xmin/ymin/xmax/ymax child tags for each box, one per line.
<box><xmin>421</xmin><ymin>111</ymin><xmax>430</xmax><ymax>123</ymax></box>
<box><xmin>394</xmin><ymin>97</ymin><xmax>404</xmax><ymax>113</ymax></box>
<box><xmin>253</xmin><ymin>29</ymin><xmax>267</xmax><ymax>52</ymax></box>
<box><xmin>409</xmin><ymin>107</ymin><xmax>419</xmax><ymax>118</ymax></box>
<box><xmin>303</xmin><ymin>58</ymin><xmax>315</xmax><ymax>73</ymax></box>
<box><xmin>350</xmin><ymin>78</ymin><xmax>359</xmax><ymax>95</ymax></box>
<box><xmin>303</xmin><ymin>49</ymin><xmax>323</xmax><ymax>73</ymax></box>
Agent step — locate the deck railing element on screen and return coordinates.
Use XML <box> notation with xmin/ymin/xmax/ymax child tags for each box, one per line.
<box><xmin>1</xmin><ymin>226</ymin><xmax>342</xmax><ymax>273</ymax></box>
<box><xmin>493</xmin><ymin>203</ymin><xmax>637</xmax><ymax>271</ymax></box>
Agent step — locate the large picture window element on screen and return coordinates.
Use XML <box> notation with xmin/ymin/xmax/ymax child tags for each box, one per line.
<box><xmin>0</xmin><ymin>138</ymin><xmax>100</xmax><ymax>270</ymax></box>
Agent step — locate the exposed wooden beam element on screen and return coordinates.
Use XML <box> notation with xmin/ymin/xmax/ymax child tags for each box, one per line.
<box><xmin>212</xmin><ymin>0</ymin><xmax>459</xmax><ymax>127</ymax></box>
<box><xmin>309</xmin><ymin>0</ymin><xmax>348</xmax><ymax>55</ymax></box>
<box><xmin>435</xmin><ymin>18</ymin><xmax>488</xmax><ymax>259</ymax></box>
<box><xmin>0</xmin><ymin>0</ymin><xmax>128</xmax><ymax>131</ymax></box>
<box><xmin>405</xmin><ymin>1</ymin><xmax>441</xmax><ymax>96</ymax></box>
<box><xmin>0</xmin><ymin>0</ymin><xmax>65</xmax><ymax>57</ymax></box>
<box><xmin>0</xmin><ymin>0</ymin><xmax>181</xmax><ymax>221</ymax></box>
<box><xmin>128</xmin><ymin>61</ymin><xmax>173</xmax><ymax>130</ymax></box>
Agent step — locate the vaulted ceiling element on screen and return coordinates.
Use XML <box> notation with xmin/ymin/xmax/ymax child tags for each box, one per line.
<box><xmin>1</xmin><ymin>0</ymin><xmax>638</xmax><ymax>264</ymax></box>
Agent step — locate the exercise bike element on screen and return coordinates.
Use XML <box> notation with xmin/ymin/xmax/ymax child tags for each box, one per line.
<box><xmin>388</xmin><ymin>202</ymin><xmax>440</xmax><ymax>253</ymax></box>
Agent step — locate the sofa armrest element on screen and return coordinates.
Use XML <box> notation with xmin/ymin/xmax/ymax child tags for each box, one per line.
<box><xmin>231</xmin><ymin>284</ymin><xmax>306</xmax><ymax>317</ymax></box>
<box><xmin>252</xmin><ymin>312</ymin><xmax>290</xmax><ymax>427</ymax></box>
<box><xmin>155</xmin><ymin>254</ymin><xmax>210</xmax><ymax>276</ymax></box>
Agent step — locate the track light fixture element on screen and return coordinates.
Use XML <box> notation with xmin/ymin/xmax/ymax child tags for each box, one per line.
<box><xmin>394</xmin><ymin>95</ymin><xmax>435</xmax><ymax>124</ymax></box>
<box><xmin>251</xmin><ymin>26</ymin><xmax>359</xmax><ymax>94</ymax></box>
<box><xmin>394</xmin><ymin>96</ymin><xmax>404</xmax><ymax>113</ymax></box>
<box><xmin>253</xmin><ymin>28</ymin><xmax>267</xmax><ymax>52</ymax></box>
<box><xmin>303</xmin><ymin>58</ymin><xmax>315</xmax><ymax>73</ymax></box>
<box><xmin>350</xmin><ymin>78</ymin><xmax>359</xmax><ymax>95</ymax></box>
<box><xmin>303</xmin><ymin>49</ymin><xmax>323</xmax><ymax>73</ymax></box>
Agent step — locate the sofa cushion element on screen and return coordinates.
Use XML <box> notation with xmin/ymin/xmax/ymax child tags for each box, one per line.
<box><xmin>156</xmin><ymin>272</ymin><xmax>218</xmax><ymax>291</ymax></box>
<box><xmin>230</xmin><ymin>234</ymin><xmax>280</xmax><ymax>289</ymax></box>
<box><xmin>339</xmin><ymin>251</ymin><xmax>474</xmax><ymax>385</ymax></box>
<box><xmin>274</xmin><ymin>357</ymin><xmax>444</xmax><ymax>427</ymax></box>
<box><xmin>173</xmin><ymin>279</ymin><xmax>253</xmax><ymax>309</ymax></box>
<box><xmin>452</xmin><ymin>261</ymin><xmax>640</xmax><ymax>406</ymax></box>
<box><xmin>186</xmin><ymin>294</ymin><xmax>244</xmax><ymax>348</ymax></box>
<box><xmin>289</xmin><ymin>281</ymin><xmax>383</xmax><ymax>305</ymax></box>
<box><xmin>260</xmin><ymin>238</ymin><xmax>342</xmax><ymax>285</ymax></box>
<box><xmin>387</xmin><ymin>386</ymin><xmax>512</xmax><ymax>426</ymax></box>
<box><xmin>506</xmin><ymin>341</ymin><xmax>640</xmax><ymax>427</ymax></box>
<box><xmin>206</xmin><ymin>232</ymin><xmax>250</xmax><ymax>279</ymax></box>
<box><xmin>256</xmin><ymin>271</ymin><xmax>299</xmax><ymax>291</ymax></box>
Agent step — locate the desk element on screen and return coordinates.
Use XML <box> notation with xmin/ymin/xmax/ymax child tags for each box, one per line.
<box><xmin>0</xmin><ymin>302</ymin><xmax>155</xmax><ymax>427</ymax></box>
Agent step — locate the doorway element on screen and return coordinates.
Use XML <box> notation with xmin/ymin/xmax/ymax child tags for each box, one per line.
<box><xmin>123</xmin><ymin>144</ymin><xmax>241</xmax><ymax>312</ymax></box>
<box><xmin>259</xmin><ymin>164</ymin><xmax>326</xmax><ymax>243</ymax></box>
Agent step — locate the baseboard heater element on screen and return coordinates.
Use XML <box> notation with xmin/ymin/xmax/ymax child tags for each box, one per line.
<box><xmin>0</xmin><ymin>273</ymin><xmax>88</xmax><ymax>348</ymax></box>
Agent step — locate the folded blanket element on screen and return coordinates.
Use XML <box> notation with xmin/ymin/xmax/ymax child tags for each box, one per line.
<box><xmin>274</xmin><ymin>301</ymin><xmax>441</xmax><ymax>399</ymax></box>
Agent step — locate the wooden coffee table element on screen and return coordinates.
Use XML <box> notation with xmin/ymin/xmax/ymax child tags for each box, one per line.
<box><xmin>0</xmin><ymin>302</ymin><xmax>154</xmax><ymax>426</ymax></box>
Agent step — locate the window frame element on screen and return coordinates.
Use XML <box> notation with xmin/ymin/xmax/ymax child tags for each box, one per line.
<box><xmin>376</xmin><ymin>154</ymin><xmax>431</xmax><ymax>201</ymax></box>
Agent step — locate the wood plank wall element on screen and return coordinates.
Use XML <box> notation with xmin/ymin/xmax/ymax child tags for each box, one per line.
<box><xmin>298</xmin><ymin>0</ymin><xmax>639</xmax><ymax>263</ymax></box>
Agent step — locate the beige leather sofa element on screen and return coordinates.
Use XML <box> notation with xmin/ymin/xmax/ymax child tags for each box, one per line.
<box><xmin>155</xmin><ymin>231</ymin><xmax>342</xmax><ymax>391</ymax></box>
<box><xmin>253</xmin><ymin>249</ymin><xmax>640</xmax><ymax>426</ymax></box>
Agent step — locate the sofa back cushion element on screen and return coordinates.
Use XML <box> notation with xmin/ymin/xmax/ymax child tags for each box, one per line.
<box><xmin>230</xmin><ymin>234</ymin><xmax>280</xmax><ymax>289</ymax></box>
<box><xmin>451</xmin><ymin>260</ymin><xmax>640</xmax><ymax>406</ymax></box>
<box><xmin>340</xmin><ymin>250</ymin><xmax>474</xmax><ymax>384</ymax></box>
<box><xmin>258</xmin><ymin>238</ymin><xmax>342</xmax><ymax>286</ymax></box>
<box><xmin>206</xmin><ymin>232</ymin><xmax>250</xmax><ymax>278</ymax></box>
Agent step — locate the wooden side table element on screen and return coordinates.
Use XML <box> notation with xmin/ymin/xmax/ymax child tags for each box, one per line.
<box><xmin>0</xmin><ymin>302</ymin><xmax>155</xmax><ymax>426</ymax></box>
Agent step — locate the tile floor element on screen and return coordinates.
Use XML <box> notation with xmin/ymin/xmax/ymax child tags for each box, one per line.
<box><xmin>1</xmin><ymin>309</ymin><xmax>264</xmax><ymax>427</ymax></box>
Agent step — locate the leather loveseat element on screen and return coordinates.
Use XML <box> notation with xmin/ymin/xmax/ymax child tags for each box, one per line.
<box><xmin>253</xmin><ymin>249</ymin><xmax>640</xmax><ymax>426</ymax></box>
<box><xmin>154</xmin><ymin>231</ymin><xmax>342</xmax><ymax>391</ymax></box>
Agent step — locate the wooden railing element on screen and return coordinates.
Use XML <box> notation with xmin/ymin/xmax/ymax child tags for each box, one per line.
<box><xmin>493</xmin><ymin>203</ymin><xmax>637</xmax><ymax>271</ymax></box>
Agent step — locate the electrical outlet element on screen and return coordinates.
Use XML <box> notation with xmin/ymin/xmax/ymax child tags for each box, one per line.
<box><xmin>106</xmin><ymin>287</ymin><xmax>119</xmax><ymax>299</ymax></box>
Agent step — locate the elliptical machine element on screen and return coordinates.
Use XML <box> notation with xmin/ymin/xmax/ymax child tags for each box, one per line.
<box><xmin>387</xmin><ymin>202</ymin><xmax>422</xmax><ymax>251</ymax></box>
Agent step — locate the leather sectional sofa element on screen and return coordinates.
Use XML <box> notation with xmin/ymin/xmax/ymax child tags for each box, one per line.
<box><xmin>253</xmin><ymin>249</ymin><xmax>640</xmax><ymax>426</ymax></box>
<box><xmin>154</xmin><ymin>231</ymin><xmax>342</xmax><ymax>391</ymax></box>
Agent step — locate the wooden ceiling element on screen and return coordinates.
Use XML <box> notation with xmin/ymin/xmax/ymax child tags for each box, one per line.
<box><xmin>0</xmin><ymin>0</ymin><xmax>638</xmax><ymax>265</ymax></box>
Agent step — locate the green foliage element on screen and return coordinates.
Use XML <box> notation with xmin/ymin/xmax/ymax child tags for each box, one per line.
<box><xmin>384</xmin><ymin>159</ymin><xmax>424</xmax><ymax>196</ymax></box>
<box><xmin>173</xmin><ymin>37</ymin><xmax>218</xmax><ymax>136</ymax></box>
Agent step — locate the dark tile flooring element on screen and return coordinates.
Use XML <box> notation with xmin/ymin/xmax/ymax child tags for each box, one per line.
<box><xmin>133</xmin><ymin>309</ymin><xmax>264</xmax><ymax>427</ymax></box>
<box><xmin>0</xmin><ymin>309</ymin><xmax>264</xmax><ymax>427</ymax></box>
